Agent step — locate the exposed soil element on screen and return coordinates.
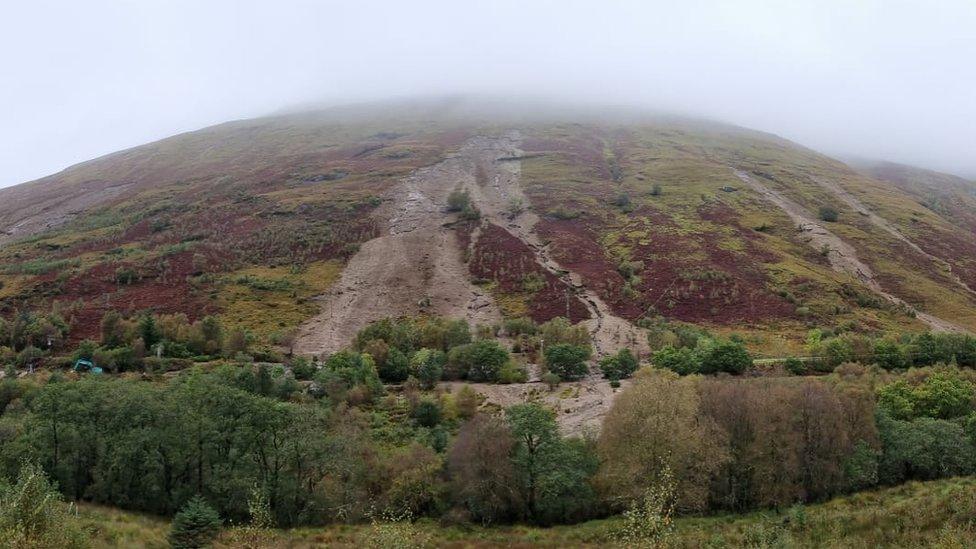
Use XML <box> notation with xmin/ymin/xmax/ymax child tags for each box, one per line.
<box><xmin>811</xmin><ymin>176</ymin><xmax>976</xmax><ymax>298</ymax></box>
<box><xmin>734</xmin><ymin>169</ymin><xmax>968</xmax><ymax>333</ymax></box>
<box><xmin>294</xmin><ymin>131</ymin><xmax>648</xmax><ymax>360</ymax></box>
<box><xmin>463</xmin><ymin>132</ymin><xmax>648</xmax><ymax>357</ymax></box>
<box><xmin>293</xmin><ymin>142</ymin><xmax>504</xmax><ymax>358</ymax></box>
<box><xmin>443</xmin><ymin>368</ymin><xmax>627</xmax><ymax>436</ymax></box>
<box><xmin>0</xmin><ymin>182</ymin><xmax>133</xmax><ymax>246</ymax></box>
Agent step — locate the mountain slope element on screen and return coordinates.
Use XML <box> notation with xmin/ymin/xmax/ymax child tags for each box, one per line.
<box><xmin>1</xmin><ymin>99</ymin><xmax>974</xmax><ymax>356</ymax></box>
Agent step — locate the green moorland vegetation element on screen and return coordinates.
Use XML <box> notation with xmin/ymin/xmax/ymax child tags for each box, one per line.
<box><xmin>3</xmin><ymin>312</ymin><xmax>976</xmax><ymax>547</ymax></box>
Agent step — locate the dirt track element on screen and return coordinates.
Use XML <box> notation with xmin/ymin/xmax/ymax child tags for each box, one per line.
<box><xmin>734</xmin><ymin>169</ymin><xmax>967</xmax><ymax>333</ymax></box>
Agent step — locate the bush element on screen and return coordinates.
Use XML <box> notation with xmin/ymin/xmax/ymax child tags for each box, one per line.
<box><xmin>447</xmin><ymin>188</ymin><xmax>471</xmax><ymax>212</ymax></box>
<box><xmin>542</xmin><ymin>372</ymin><xmax>561</xmax><ymax>391</ymax></box>
<box><xmin>448</xmin><ymin>340</ymin><xmax>510</xmax><ymax>382</ymax></box>
<box><xmin>169</xmin><ymin>496</ymin><xmax>222</xmax><ymax>549</ymax></box>
<box><xmin>0</xmin><ymin>462</ymin><xmax>88</xmax><ymax>548</ymax></box>
<box><xmin>544</xmin><ymin>344</ymin><xmax>591</xmax><ymax>381</ymax></box>
<box><xmin>497</xmin><ymin>362</ymin><xmax>528</xmax><ymax>384</ymax></box>
<box><xmin>412</xmin><ymin>349</ymin><xmax>445</xmax><ymax>389</ymax></box>
<box><xmin>600</xmin><ymin>348</ymin><xmax>639</xmax><ymax>381</ymax></box>
<box><xmin>699</xmin><ymin>341</ymin><xmax>751</xmax><ymax>375</ymax></box>
<box><xmin>378</xmin><ymin>348</ymin><xmax>411</xmax><ymax>383</ymax></box>
<box><xmin>652</xmin><ymin>346</ymin><xmax>697</xmax><ymax>375</ymax></box>
<box><xmin>819</xmin><ymin>206</ymin><xmax>839</xmax><ymax>222</ymax></box>
<box><xmin>784</xmin><ymin>357</ymin><xmax>806</xmax><ymax>375</ymax></box>
<box><xmin>413</xmin><ymin>399</ymin><xmax>442</xmax><ymax>427</ymax></box>
<box><xmin>504</xmin><ymin>317</ymin><xmax>537</xmax><ymax>337</ymax></box>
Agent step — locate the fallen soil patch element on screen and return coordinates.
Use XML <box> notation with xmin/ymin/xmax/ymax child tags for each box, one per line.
<box><xmin>734</xmin><ymin>169</ymin><xmax>967</xmax><ymax>333</ymax></box>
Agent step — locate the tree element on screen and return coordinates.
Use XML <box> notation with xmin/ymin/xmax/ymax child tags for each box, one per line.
<box><xmin>597</xmin><ymin>370</ymin><xmax>728</xmax><ymax>512</ymax></box>
<box><xmin>877</xmin><ymin>369</ymin><xmax>975</xmax><ymax>421</ymax></box>
<box><xmin>699</xmin><ymin>341</ymin><xmax>751</xmax><ymax>375</ymax></box>
<box><xmin>447</xmin><ymin>414</ymin><xmax>519</xmax><ymax>524</ymax></box>
<box><xmin>652</xmin><ymin>345</ymin><xmax>697</xmax><ymax>375</ymax></box>
<box><xmin>506</xmin><ymin>403</ymin><xmax>597</xmax><ymax>524</ymax></box>
<box><xmin>873</xmin><ymin>339</ymin><xmax>907</xmax><ymax>370</ymax></box>
<box><xmin>544</xmin><ymin>344</ymin><xmax>590</xmax><ymax>381</ymax></box>
<box><xmin>412</xmin><ymin>398</ymin><xmax>442</xmax><ymax>428</ymax></box>
<box><xmin>99</xmin><ymin>310</ymin><xmax>124</xmax><ymax>347</ymax></box>
<box><xmin>600</xmin><ymin>348</ymin><xmax>639</xmax><ymax>380</ymax></box>
<box><xmin>539</xmin><ymin>317</ymin><xmax>591</xmax><ymax>348</ymax></box>
<box><xmin>378</xmin><ymin>348</ymin><xmax>410</xmax><ymax>383</ymax></box>
<box><xmin>169</xmin><ymin>496</ymin><xmax>222</xmax><ymax>549</ymax></box>
<box><xmin>448</xmin><ymin>340</ymin><xmax>509</xmax><ymax>382</ymax></box>
<box><xmin>507</xmin><ymin>403</ymin><xmax>557</xmax><ymax>521</ymax></box>
<box><xmin>411</xmin><ymin>348</ymin><xmax>445</xmax><ymax>389</ymax></box>
<box><xmin>0</xmin><ymin>462</ymin><xmax>87</xmax><ymax>548</ymax></box>
<box><xmin>138</xmin><ymin>314</ymin><xmax>160</xmax><ymax>349</ymax></box>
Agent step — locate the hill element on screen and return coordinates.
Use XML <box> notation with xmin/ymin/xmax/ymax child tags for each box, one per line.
<box><xmin>1</xmin><ymin>98</ymin><xmax>975</xmax><ymax>359</ymax></box>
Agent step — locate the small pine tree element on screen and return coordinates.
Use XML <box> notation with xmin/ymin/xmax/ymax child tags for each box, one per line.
<box><xmin>169</xmin><ymin>496</ymin><xmax>222</xmax><ymax>549</ymax></box>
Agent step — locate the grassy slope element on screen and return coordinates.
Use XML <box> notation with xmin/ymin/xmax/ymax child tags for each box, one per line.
<box><xmin>77</xmin><ymin>476</ymin><xmax>976</xmax><ymax>548</ymax></box>
<box><xmin>1</xmin><ymin>105</ymin><xmax>975</xmax><ymax>353</ymax></box>
<box><xmin>0</xmin><ymin>112</ymin><xmax>468</xmax><ymax>346</ymax></box>
<box><xmin>520</xmin><ymin>122</ymin><xmax>976</xmax><ymax>354</ymax></box>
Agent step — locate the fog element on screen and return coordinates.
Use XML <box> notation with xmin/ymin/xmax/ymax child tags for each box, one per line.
<box><xmin>2</xmin><ymin>0</ymin><xmax>975</xmax><ymax>187</ymax></box>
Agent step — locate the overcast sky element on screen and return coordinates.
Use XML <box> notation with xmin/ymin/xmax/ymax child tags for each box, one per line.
<box><xmin>2</xmin><ymin>0</ymin><xmax>975</xmax><ymax>188</ymax></box>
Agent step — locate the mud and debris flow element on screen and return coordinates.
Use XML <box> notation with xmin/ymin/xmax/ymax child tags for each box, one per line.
<box><xmin>733</xmin><ymin>169</ymin><xmax>967</xmax><ymax>333</ymax></box>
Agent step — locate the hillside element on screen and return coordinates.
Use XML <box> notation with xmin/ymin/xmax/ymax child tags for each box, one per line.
<box><xmin>72</xmin><ymin>476</ymin><xmax>976</xmax><ymax>548</ymax></box>
<box><xmin>1</xmin><ymin>99</ymin><xmax>974</xmax><ymax>360</ymax></box>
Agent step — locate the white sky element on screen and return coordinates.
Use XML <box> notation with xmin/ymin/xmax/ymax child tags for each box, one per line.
<box><xmin>2</xmin><ymin>0</ymin><xmax>975</xmax><ymax>187</ymax></box>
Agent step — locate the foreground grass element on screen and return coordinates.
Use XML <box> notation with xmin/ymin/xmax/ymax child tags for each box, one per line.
<box><xmin>77</xmin><ymin>477</ymin><xmax>976</xmax><ymax>548</ymax></box>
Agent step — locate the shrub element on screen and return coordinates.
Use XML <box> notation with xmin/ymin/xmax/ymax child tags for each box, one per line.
<box><xmin>504</xmin><ymin>317</ymin><xmax>537</xmax><ymax>337</ymax></box>
<box><xmin>549</xmin><ymin>206</ymin><xmax>580</xmax><ymax>220</ymax></box>
<box><xmin>448</xmin><ymin>340</ymin><xmax>509</xmax><ymax>382</ymax></box>
<box><xmin>653</xmin><ymin>345</ymin><xmax>698</xmax><ymax>375</ymax></box>
<box><xmin>412</xmin><ymin>348</ymin><xmax>445</xmax><ymax>389</ymax></box>
<box><xmin>819</xmin><ymin>206</ymin><xmax>839</xmax><ymax>222</ymax></box>
<box><xmin>413</xmin><ymin>398</ymin><xmax>442</xmax><ymax>427</ymax></box>
<box><xmin>699</xmin><ymin>341</ymin><xmax>751</xmax><ymax>375</ymax></box>
<box><xmin>544</xmin><ymin>344</ymin><xmax>590</xmax><ymax>381</ymax></box>
<box><xmin>169</xmin><ymin>496</ymin><xmax>222</xmax><ymax>549</ymax></box>
<box><xmin>378</xmin><ymin>348</ymin><xmax>411</xmax><ymax>383</ymax></box>
<box><xmin>600</xmin><ymin>348</ymin><xmax>639</xmax><ymax>380</ymax></box>
<box><xmin>784</xmin><ymin>357</ymin><xmax>806</xmax><ymax>375</ymax></box>
<box><xmin>613</xmin><ymin>193</ymin><xmax>632</xmax><ymax>212</ymax></box>
<box><xmin>447</xmin><ymin>188</ymin><xmax>471</xmax><ymax>212</ymax></box>
<box><xmin>542</xmin><ymin>372</ymin><xmax>561</xmax><ymax>391</ymax></box>
<box><xmin>0</xmin><ymin>462</ymin><xmax>88</xmax><ymax>548</ymax></box>
<box><xmin>460</xmin><ymin>205</ymin><xmax>481</xmax><ymax>221</ymax></box>
<box><xmin>497</xmin><ymin>362</ymin><xmax>528</xmax><ymax>384</ymax></box>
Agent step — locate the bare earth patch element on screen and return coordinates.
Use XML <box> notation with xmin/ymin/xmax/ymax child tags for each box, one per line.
<box><xmin>734</xmin><ymin>169</ymin><xmax>967</xmax><ymax>333</ymax></box>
